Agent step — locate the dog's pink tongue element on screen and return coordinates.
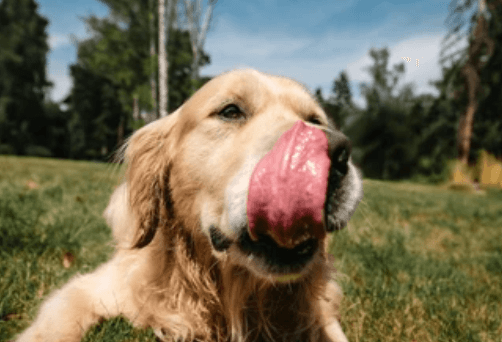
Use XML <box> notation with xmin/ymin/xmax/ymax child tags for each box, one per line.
<box><xmin>247</xmin><ymin>121</ymin><xmax>330</xmax><ymax>247</ymax></box>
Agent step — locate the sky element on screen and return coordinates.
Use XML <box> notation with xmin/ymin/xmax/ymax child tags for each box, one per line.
<box><xmin>38</xmin><ymin>0</ymin><xmax>474</xmax><ymax>109</ymax></box>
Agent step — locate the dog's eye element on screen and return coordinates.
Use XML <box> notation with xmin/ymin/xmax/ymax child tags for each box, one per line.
<box><xmin>218</xmin><ymin>104</ymin><xmax>244</xmax><ymax>121</ymax></box>
<box><xmin>307</xmin><ymin>116</ymin><xmax>323</xmax><ymax>125</ymax></box>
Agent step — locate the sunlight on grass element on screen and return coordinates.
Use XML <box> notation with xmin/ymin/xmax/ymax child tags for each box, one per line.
<box><xmin>1</xmin><ymin>157</ymin><xmax>501</xmax><ymax>341</ymax></box>
<box><xmin>331</xmin><ymin>179</ymin><xmax>502</xmax><ymax>342</ymax></box>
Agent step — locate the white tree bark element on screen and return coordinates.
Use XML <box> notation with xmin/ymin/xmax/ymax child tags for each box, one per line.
<box><xmin>158</xmin><ymin>0</ymin><xmax>177</xmax><ymax>118</ymax></box>
<box><xmin>158</xmin><ymin>0</ymin><xmax>167</xmax><ymax>118</ymax></box>
<box><xmin>149</xmin><ymin>0</ymin><xmax>157</xmax><ymax>121</ymax></box>
<box><xmin>165</xmin><ymin>0</ymin><xmax>175</xmax><ymax>114</ymax></box>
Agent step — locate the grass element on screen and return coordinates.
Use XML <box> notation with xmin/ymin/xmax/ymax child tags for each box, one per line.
<box><xmin>1</xmin><ymin>155</ymin><xmax>501</xmax><ymax>342</ymax></box>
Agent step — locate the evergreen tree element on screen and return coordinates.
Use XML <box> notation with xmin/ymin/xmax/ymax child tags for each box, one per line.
<box><xmin>0</xmin><ymin>0</ymin><xmax>51</xmax><ymax>155</ymax></box>
<box><xmin>314</xmin><ymin>70</ymin><xmax>356</xmax><ymax>131</ymax></box>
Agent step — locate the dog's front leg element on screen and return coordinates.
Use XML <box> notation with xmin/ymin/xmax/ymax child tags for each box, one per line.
<box><xmin>322</xmin><ymin>320</ymin><xmax>349</xmax><ymax>342</ymax></box>
<box><xmin>16</xmin><ymin>256</ymin><xmax>135</xmax><ymax>342</ymax></box>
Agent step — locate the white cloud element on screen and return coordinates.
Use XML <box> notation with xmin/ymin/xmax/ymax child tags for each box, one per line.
<box><xmin>48</xmin><ymin>73</ymin><xmax>72</xmax><ymax>103</ymax></box>
<box><xmin>47</xmin><ymin>60</ymin><xmax>72</xmax><ymax>103</ymax></box>
<box><xmin>48</xmin><ymin>34</ymin><xmax>70</xmax><ymax>49</ymax></box>
<box><xmin>386</xmin><ymin>34</ymin><xmax>445</xmax><ymax>95</ymax></box>
<box><xmin>45</xmin><ymin>6</ymin><xmax>459</xmax><ymax>110</ymax></box>
<box><xmin>201</xmin><ymin>19</ymin><xmax>453</xmax><ymax>111</ymax></box>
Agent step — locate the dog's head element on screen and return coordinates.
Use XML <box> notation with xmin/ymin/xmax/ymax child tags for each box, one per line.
<box><xmin>115</xmin><ymin>69</ymin><xmax>362</xmax><ymax>283</ymax></box>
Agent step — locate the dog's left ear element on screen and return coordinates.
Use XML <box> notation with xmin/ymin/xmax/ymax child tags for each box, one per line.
<box><xmin>125</xmin><ymin>109</ymin><xmax>180</xmax><ymax>248</ymax></box>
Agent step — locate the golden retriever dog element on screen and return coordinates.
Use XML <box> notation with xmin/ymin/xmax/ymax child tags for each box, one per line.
<box><xmin>17</xmin><ymin>69</ymin><xmax>362</xmax><ymax>342</ymax></box>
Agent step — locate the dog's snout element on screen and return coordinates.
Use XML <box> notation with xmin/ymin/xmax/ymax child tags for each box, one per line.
<box><xmin>328</xmin><ymin>131</ymin><xmax>351</xmax><ymax>176</ymax></box>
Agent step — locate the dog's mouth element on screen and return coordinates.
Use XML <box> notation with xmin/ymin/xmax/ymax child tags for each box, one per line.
<box><xmin>207</xmin><ymin>164</ymin><xmax>354</xmax><ymax>280</ymax></box>
<box><xmin>207</xmin><ymin>121</ymin><xmax>359</xmax><ymax>280</ymax></box>
<box><xmin>238</xmin><ymin>229</ymin><xmax>320</xmax><ymax>275</ymax></box>
<box><xmin>209</xmin><ymin>224</ymin><xmax>320</xmax><ymax>278</ymax></box>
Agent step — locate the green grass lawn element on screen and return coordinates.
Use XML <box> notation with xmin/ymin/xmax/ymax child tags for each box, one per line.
<box><xmin>1</xmin><ymin>155</ymin><xmax>501</xmax><ymax>342</ymax></box>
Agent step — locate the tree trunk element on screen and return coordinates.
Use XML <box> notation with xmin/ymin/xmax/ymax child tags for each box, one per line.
<box><xmin>117</xmin><ymin>115</ymin><xmax>124</xmax><ymax>147</ymax></box>
<box><xmin>457</xmin><ymin>0</ymin><xmax>494</xmax><ymax>165</ymax></box>
<box><xmin>158</xmin><ymin>0</ymin><xmax>167</xmax><ymax>118</ymax></box>
<box><xmin>149</xmin><ymin>0</ymin><xmax>157</xmax><ymax>122</ymax></box>
<box><xmin>165</xmin><ymin>0</ymin><xmax>175</xmax><ymax>113</ymax></box>
<box><xmin>457</xmin><ymin>64</ymin><xmax>479</xmax><ymax>165</ymax></box>
<box><xmin>132</xmin><ymin>95</ymin><xmax>140</xmax><ymax>121</ymax></box>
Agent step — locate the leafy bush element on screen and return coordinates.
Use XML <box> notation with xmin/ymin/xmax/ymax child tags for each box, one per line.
<box><xmin>24</xmin><ymin>145</ymin><xmax>53</xmax><ymax>158</ymax></box>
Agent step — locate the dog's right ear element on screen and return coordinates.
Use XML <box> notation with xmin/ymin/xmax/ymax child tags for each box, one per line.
<box><xmin>125</xmin><ymin>110</ymin><xmax>180</xmax><ymax>248</ymax></box>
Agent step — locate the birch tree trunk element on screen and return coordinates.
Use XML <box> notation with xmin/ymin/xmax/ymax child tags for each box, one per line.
<box><xmin>158</xmin><ymin>0</ymin><xmax>167</xmax><ymax>118</ymax></box>
<box><xmin>165</xmin><ymin>0</ymin><xmax>175</xmax><ymax>114</ymax></box>
<box><xmin>150</xmin><ymin>0</ymin><xmax>157</xmax><ymax>121</ymax></box>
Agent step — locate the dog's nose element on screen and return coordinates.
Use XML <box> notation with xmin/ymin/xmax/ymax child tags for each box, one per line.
<box><xmin>247</xmin><ymin>121</ymin><xmax>330</xmax><ymax>249</ymax></box>
<box><xmin>328</xmin><ymin>131</ymin><xmax>351</xmax><ymax>176</ymax></box>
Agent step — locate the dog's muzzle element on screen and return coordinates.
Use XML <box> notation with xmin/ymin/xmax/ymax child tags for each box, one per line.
<box><xmin>246</xmin><ymin>121</ymin><xmax>351</xmax><ymax>249</ymax></box>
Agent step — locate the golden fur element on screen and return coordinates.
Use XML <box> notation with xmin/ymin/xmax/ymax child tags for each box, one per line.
<box><xmin>16</xmin><ymin>69</ymin><xmax>362</xmax><ymax>342</ymax></box>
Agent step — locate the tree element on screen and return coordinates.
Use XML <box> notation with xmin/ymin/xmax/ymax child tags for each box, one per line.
<box><xmin>333</xmin><ymin>71</ymin><xmax>353</xmax><ymax>108</ymax></box>
<box><xmin>441</xmin><ymin>0</ymin><xmax>500</xmax><ymax>164</ymax></box>
<box><xmin>149</xmin><ymin>0</ymin><xmax>158</xmax><ymax>119</ymax></box>
<box><xmin>81</xmin><ymin>1</ymin><xmax>155</xmax><ymax>145</ymax></box>
<box><xmin>64</xmin><ymin>61</ymin><xmax>128</xmax><ymax>160</ymax></box>
<box><xmin>457</xmin><ymin>0</ymin><xmax>496</xmax><ymax>165</ymax></box>
<box><xmin>330</xmin><ymin>70</ymin><xmax>354</xmax><ymax>129</ymax></box>
<box><xmin>158</xmin><ymin>0</ymin><xmax>167</xmax><ymax>117</ymax></box>
<box><xmin>66</xmin><ymin>0</ymin><xmax>211</xmax><ymax>159</ymax></box>
<box><xmin>472</xmin><ymin>1</ymin><xmax>502</xmax><ymax>157</ymax></box>
<box><xmin>41</xmin><ymin>100</ymin><xmax>71</xmax><ymax>158</ymax></box>
<box><xmin>183</xmin><ymin>0</ymin><xmax>217</xmax><ymax>93</ymax></box>
<box><xmin>314</xmin><ymin>73</ymin><xmax>352</xmax><ymax>130</ymax></box>
<box><xmin>0</xmin><ymin>0</ymin><xmax>51</xmax><ymax>154</ymax></box>
<box><xmin>158</xmin><ymin>0</ymin><xmax>177</xmax><ymax>117</ymax></box>
<box><xmin>347</xmin><ymin>47</ymin><xmax>422</xmax><ymax>179</ymax></box>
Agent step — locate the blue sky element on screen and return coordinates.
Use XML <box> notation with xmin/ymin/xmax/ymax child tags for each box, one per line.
<box><xmin>39</xmin><ymin>0</ymin><xmax>473</xmax><ymax>109</ymax></box>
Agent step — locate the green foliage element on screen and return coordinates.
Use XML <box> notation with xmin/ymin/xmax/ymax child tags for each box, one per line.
<box><xmin>433</xmin><ymin>0</ymin><xmax>502</xmax><ymax>166</ymax></box>
<box><xmin>0</xmin><ymin>0</ymin><xmax>212</xmax><ymax>160</ymax></box>
<box><xmin>349</xmin><ymin>99</ymin><xmax>418</xmax><ymax>180</ymax></box>
<box><xmin>471</xmin><ymin>2</ymin><xmax>502</xmax><ymax>158</ymax></box>
<box><xmin>344</xmin><ymin>35</ymin><xmax>502</xmax><ymax>181</ymax></box>
<box><xmin>2</xmin><ymin>157</ymin><xmax>501</xmax><ymax>341</ymax></box>
<box><xmin>0</xmin><ymin>0</ymin><xmax>52</xmax><ymax>154</ymax></box>
<box><xmin>63</xmin><ymin>0</ymin><xmax>212</xmax><ymax>160</ymax></box>
<box><xmin>315</xmin><ymin>70</ymin><xmax>358</xmax><ymax>131</ymax></box>
<box><xmin>65</xmin><ymin>63</ymin><xmax>127</xmax><ymax>160</ymax></box>
<box><xmin>80</xmin><ymin>13</ymin><xmax>152</xmax><ymax>114</ymax></box>
<box><xmin>346</xmin><ymin>47</ymin><xmax>428</xmax><ymax>180</ymax></box>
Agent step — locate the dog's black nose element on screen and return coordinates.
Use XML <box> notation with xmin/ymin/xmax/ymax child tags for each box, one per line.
<box><xmin>328</xmin><ymin>131</ymin><xmax>351</xmax><ymax>176</ymax></box>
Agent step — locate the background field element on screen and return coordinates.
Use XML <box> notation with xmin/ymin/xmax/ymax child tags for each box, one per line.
<box><xmin>1</xmin><ymin>156</ymin><xmax>501</xmax><ymax>342</ymax></box>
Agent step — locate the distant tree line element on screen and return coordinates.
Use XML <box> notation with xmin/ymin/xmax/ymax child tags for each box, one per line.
<box><xmin>316</xmin><ymin>0</ymin><xmax>502</xmax><ymax>180</ymax></box>
<box><xmin>1</xmin><ymin>0</ymin><xmax>501</xmax><ymax>181</ymax></box>
<box><xmin>0</xmin><ymin>0</ymin><xmax>212</xmax><ymax>160</ymax></box>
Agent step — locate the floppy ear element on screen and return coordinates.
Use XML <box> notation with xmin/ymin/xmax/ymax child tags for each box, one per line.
<box><xmin>125</xmin><ymin>110</ymin><xmax>180</xmax><ymax>248</ymax></box>
<box><xmin>103</xmin><ymin>183</ymin><xmax>137</xmax><ymax>248</ymax></box>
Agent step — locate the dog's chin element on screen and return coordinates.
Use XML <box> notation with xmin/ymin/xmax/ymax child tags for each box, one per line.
<box><xmin>208</xmin><ymin>225</ymin><xmax>323</xmax><ymax>283</ymax></box>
